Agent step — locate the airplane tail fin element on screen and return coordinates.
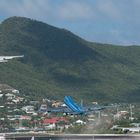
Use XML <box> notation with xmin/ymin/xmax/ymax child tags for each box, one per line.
<box><xmin>64</xmin><ymin>96</ymin><xmax>83</xmax><ymax>113</ymax></box>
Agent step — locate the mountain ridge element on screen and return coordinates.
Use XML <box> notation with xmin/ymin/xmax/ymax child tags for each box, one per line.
<box><xmin>0</xmin><ymin>16</ymin><xmax>140</xmax><ymax>103</ymax></box>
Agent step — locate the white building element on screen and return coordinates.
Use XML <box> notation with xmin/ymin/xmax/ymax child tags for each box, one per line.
<box><xmin>22</xmin><ymin>105</ymin><xmax>35</xmax><ymax>114</ymax></box>
<box><xmin>75</xmin><ymin>120</ymin><xmax>86</xmax><ymax>125</ymax></box>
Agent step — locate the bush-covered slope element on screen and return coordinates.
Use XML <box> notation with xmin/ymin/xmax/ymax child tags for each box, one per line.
<box><xmin>0</xmin><ymin>16</ymin><xmax>140</xmax><ymax>103</ymax></box>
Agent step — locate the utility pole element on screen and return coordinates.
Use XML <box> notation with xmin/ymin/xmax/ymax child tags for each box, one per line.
<box><xmin>98</xmin><ymin>111</ymin><xmax>101</xmax><ymax>121</ymax></box>
<box><xmin>80</xmin><ymin>99</ymin><xmax>83</xmax><ymax>107</ymax></box>
<box><xmin>19</xmin><ymin>119</ymin><xmax>22</xmax><ymax>128</ymax></box>
<box><xmin>130</xmin><ymin>104</ymin><xmax>133</xmax><ymax>120</ymax></box>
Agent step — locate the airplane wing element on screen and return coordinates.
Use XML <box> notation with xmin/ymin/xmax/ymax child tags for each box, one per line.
<box><xmin>39</xmin><ymin>106</ymin><xmax>74</xmax><ymax>114</ymax></box>
<box><xmin>47</xmin><ymin>106</ymin><xmax>69</xmax><ymax>113</ymax></box>
<box><xmin>47</xmin><ymin>106</ymin><xmax>85</xmax><ymax>115</ymax></box>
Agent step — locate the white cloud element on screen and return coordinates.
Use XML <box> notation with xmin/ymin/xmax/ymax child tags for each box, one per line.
<box><xmin>0</xmin><ymin>0</ymin><xmax>50</xmax><ymax>21</ymax></box>
<box><xmin>0</xmin><ymin>0</ymin><xmax>94</xmax><ymax>21</ymax></box>
<box><xmin>0</xmin><ymin>0</ymin><xmax>140</xmax><ymax>45</ymax></box>
<box><xmin>97</xmin><ymin>0</ymin><xmax>121</xmax><ymax>19</ymax></box>
<box><xmin>56</xmin><ymin>1</ymin><xmax>94</xmax><ymax>20</ymax></box>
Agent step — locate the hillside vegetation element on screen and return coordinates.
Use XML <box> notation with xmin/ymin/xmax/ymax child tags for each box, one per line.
<box><xmin>0</xmin><ymin>16</ymin><xmax>140</xmax><ymax>103</ymax></box>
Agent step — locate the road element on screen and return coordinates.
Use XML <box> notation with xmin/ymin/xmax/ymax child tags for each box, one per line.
<box><xmin>4</xmin><ymin>134</ymin><xmax>140</xmax><ymax>140</ymax></box>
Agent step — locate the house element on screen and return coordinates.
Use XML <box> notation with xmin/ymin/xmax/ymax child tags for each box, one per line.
<box><xmin>44</xmin><ymin>123</ymin><xmax>56</xmax><ymax>130</ymax></box>
<box><xmin>42</xmin><ymin>118</ymin><xmax>58</xmax><ymax>130</ymax></box>
<box><xmin>130</xmin><ymin>123</ymin><xmax>140</xmax><ymax>127</ymax></box>
<box><xmin>52</xmin><ymin>101</ymin><xmax>63</xmax><ymax>107</ymax></box>
<box><xmin>121</xmin><ymin>127</ymin><xmax>140</xmax><ymax>133</ymax></box>
<box><xmin>114</xmin><ymin>111</ymin><xmax>129</xmax><ymax>120</ymax></box>
<box><xmin>18</xmin><ymin>97</ymin><xmax>24</xmax><ymax>102</ymax></box>
<box><xmin>12</xmin><ymin>99</ymin><xmax>20</xmax><ymax>104</ymax></box>
<box><xmin>42</xmin><ymin>118</ymin><xmax>59</xmax><ymax>125</ymax></box>
<box><xmin>92</xmin><ymin>102</ymin><xmax>98</xmax><ymax>105</ymax></box>
<box><xmin>0</xmin><ymin>94</ymin><xmax>3</xmax><ymax>98</ymax></box>
<box><xmin>42</xmin><ymin>117</ymin><xmax>68</xmax><ymax>130</ymax></box>
<box><xmin>20</xmin><ymin>116</ymin><xmax>31</xmax><ymax>120</ymax></box>
<box><xmin>22</xmin><ymin>106</ymin><xmax>35</xmax><ymax>114</ymax></box>
<box><xmin>5</xmin><ymin>93</ymin><xmax>15</xmax><ymax>98</ymax></box>
<box><xmin>30</xmin><ymin>101</ymin><xmax>39</xmax><ymax>105</ymax></box>
<box><xmin>39</xmin><ymin>104</ymin><xmax>47</xmax><ymax>112</ymax></box>
<box><xmin>75</xmin><ymin>120</ymin><xmax>86</xmax><ymax>125</ymax></box>
<box><xmin>0</xmin><ymin>106</ymin><xmax>4</xmax><ymax>108</ymax></box>
<box><xmin>12</xmin><ymin>89</ymin><xmax>19</xmax><ymax>94</ymax></box>
<box><xmin>111</xmin><ymin>125</ymin><xmax>140</xmax><ymax>133</ymax></box>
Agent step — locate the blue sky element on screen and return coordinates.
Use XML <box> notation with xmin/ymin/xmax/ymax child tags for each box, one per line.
<box><xmin>0</xmin><ymin>0</ymin><xmax>139</xmax><ymax>45</ymax></box>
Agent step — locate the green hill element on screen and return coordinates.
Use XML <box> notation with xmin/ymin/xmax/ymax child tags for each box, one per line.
<box><xmin>0</xmin><ymin>16</ymin><xmax>140</xmax><ymax>103</ymax></box>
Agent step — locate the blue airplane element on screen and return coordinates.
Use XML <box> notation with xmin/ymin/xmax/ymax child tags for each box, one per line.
<box><xmin>46</xmin><ymin>96</ymin><xmax>108</xmax><ymax>115</ymax></box>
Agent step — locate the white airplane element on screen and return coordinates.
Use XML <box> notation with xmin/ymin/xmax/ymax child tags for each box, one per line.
<box><xmin>0</xmin><ymin>55</ymin><xmax>24</xmax><ymax>62</ymax></box>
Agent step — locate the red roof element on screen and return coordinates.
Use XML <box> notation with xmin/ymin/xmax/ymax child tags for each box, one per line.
<box><xmin>20</xmin><ymin>116</ymin><xmax>31</xmax><ymax>120</ymax></box>
<box><xmin>43</xmin><ymin>118</ymin><xmax>58</xmax><ymax>124</ymax></box>
<box><xmin>42</xmin><ymin>117</ymin><xmax>67</xmax><ymax>124</ymax></box>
